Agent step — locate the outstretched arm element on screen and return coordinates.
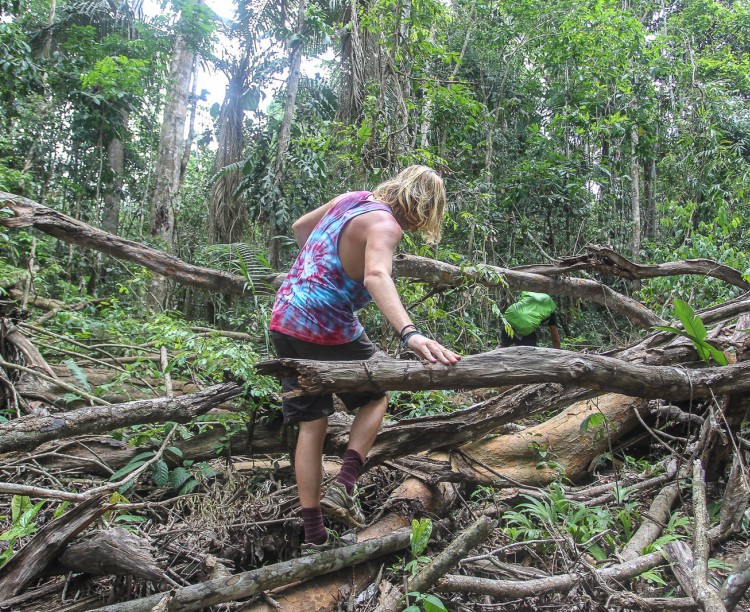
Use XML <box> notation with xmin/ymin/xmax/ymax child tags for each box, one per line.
<box><xmin>362</xmin><ymin>216</ymin><xmax>460</xmax><ymax>365</ymax></box>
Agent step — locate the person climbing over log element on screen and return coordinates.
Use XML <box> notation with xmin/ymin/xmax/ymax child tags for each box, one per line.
<box><xmin>499</xmin><ymin>291</ymin><xmax>561</xmax><ymax>349</ymax></box>
<box><xmin>269</xmin><ymin>165</ymin><xmax>461</xmax><ymax>554</ymax></box>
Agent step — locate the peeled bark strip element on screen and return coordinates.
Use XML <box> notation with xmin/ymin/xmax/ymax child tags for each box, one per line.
<box><xmin>435</xmin><ymin>550</ymin><xmax>665</xmax><ymax>598</ymax></box>
<box><xmin>257</xmin><ymin>348</ymin><xmax>748</xmax><ymax>400</ymax></box>
<box><xmin>0</xmin><ymin>382</ymin><xmax>242</xmax><ymax>454</ymax></box>
<box><xmin>455</xmin><ymin>394</ymin><xmax>647</xmax><ymax>485</ymax></box>
<box><xmin>0</xmin><ymin>495</ymin><xmax>110</xmax><ymax>598</ymax></box>
<box><xmin>92</xmin><ymin>528</ymin><xmax>413</xmax><ymax>612</ymax></box>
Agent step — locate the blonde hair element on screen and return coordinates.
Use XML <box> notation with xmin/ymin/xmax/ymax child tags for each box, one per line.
<box><xmin>371</xmin><ymin>165</ymin><xmax>446</xmax><ymax>243</ymax></box>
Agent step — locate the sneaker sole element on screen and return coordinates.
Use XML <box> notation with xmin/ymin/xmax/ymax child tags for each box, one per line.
<box><xmin>320</xmin><ymin>499</ymin><xmax>365</xmax><ymax>528</ymax></box>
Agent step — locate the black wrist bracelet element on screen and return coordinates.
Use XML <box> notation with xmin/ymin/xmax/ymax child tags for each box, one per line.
<box><xmin>402</xmin><ymin>330</ymin><xmax>422</xmax><ymax>347</ymax></box>
<box><xmin>399</xmin><ymin>323</ymin><xmax>418</xmax><ymax>338</ymax></box>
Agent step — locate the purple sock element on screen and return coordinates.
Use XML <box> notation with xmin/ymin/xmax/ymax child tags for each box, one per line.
<box><xmin>301</xmin><ymin>507</ymin><xmax>327</xmax><ymax>544</ymax></box>
<box><xmin>336</xmin><ymin>449</ymin><xmax>365</xmax><ymax>495</ymax></box>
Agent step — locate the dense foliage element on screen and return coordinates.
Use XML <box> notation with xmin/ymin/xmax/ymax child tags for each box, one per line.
<box><xmin>2</xmin><ymin>0</ymin><xmax>749</xmax><ymax>347</ymax></box>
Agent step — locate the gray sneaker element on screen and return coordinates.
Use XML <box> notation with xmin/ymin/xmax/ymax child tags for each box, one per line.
<box><xmin>301</xmin><ymin>528</ymin><xmax>355</xmax><ymax>556</ymax></box>
<box><xmin>320</xmin><ymin>482</ymin><xmax>366</xmax><ymax>528</ymax></box>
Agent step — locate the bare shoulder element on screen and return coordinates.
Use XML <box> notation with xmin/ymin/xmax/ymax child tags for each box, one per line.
<box><xmin>350</xmin><ymin>210</ymin><xmax>402</xmax><ymax>242</ymax></box>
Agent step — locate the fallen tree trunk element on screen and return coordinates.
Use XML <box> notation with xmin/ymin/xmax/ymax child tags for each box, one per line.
<box><xmin>257</xmin><ymin>348</ymin><xmax>744</xmax><ymax>400</ymax></box>
<box><xmin>1</xmin><ymin>192</ymin><xmax>669</xmax><ymax>329</ymax></box>
<box><xmin>0</xmin><ymin>382</ymin><xmax>242</xmax><ymax>454</ymax></box>
<box><xmin>245</xmin><ymin>477</ymin><xmax>452</xmax><ymax>612</ymax></box>
<box><xmin>0</xmin><ymin>192</ymin><xmax>268</xmax><ymax>297</ymax></box>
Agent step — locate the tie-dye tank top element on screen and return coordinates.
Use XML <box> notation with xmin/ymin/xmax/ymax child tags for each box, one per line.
<box><xmin>270</xmin><ymin>191</ymin><xmax>394</xmax><ymax>345</ymax></box>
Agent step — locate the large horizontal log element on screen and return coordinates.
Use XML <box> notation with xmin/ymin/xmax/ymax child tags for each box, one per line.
<box><xmin>257</xmin><ymin>347</ymin><xmax>745</xmax><ymax>400</ymax></box>
<box><xmin>392</xmin><ymin>254</ymin><xmax>665</xmax><ymax>328</ymax></box>
<box><xmin>0</xmin><ymin>382</ymin><xmax>242</xmax><ymax>454</ymax></box>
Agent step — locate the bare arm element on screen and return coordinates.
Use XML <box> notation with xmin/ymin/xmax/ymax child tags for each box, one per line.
<box><xmin>549</xmin><ymin>324</ymin><xmax>561</xmax><ymax>349</ymax></box>
<box><xmin>363</xmin><ymin>217</ymin><xmax>460</xmax><ymax>365</ymax></box>
<box><xmin>291</xmin><ymin>195</ymin><xmax>343</xmax><ymax>249</ymax></box>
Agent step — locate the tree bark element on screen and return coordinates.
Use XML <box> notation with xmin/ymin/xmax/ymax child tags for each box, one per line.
<box><xmin>435</xmin><ymin>551</ymin><xmax>666</xmax><ymax>598</ymax></box>
<box><xmin>0</xmin><ymin>495</ymin><xmax>110</xmax><ymax>598</ymax></box>
<box><xmin>5</xmin><ymin>193</ymin><xmax>748</xmax><ymax>329</ymax></box>
<box><xmin>454</xmin><ymin>394</ymin><xmax>647</xmax><ymax>485</ymax></box>
<box><xmin>268</xmin><ymin>0</ymin><xmax>306</xmax><ymax>269</ymax></box>
<box><xmin>516</xmin><ymin>244</ymin><xmax>750</xmax><ymax>291</ymax></box>
<box><xmin>92</xmin><ymin>527</ymin><xmax>413</xmax><ymax>612</ymax></box>
<box><xmin>208</xmin><ymin>59</ymin><xmax>248</xmax><ymax>245</ymax></box>
<box><xmin>0</xmin><ymin>192</ymin><xmax>258</xmax><ymax>296</ymax></box>
<box><xmin>0</xmin><ymin>382</ymin><xmax>241</xmax><ymax>454</ymax></box>
<box><xmin>631</xmin><ymin>124</ymin><xmax>641</xmax><ymax>260</ymax></box>
<box><xmin>148</xmin><ymin>0</ymin><xmax>205</xmax><ymax>306</ymax></box>
<box><xmin>392</xmin><ymin>254</ymin><xmax>665</xmax><ymax>328</ymax></box>
<box><xmin>56</xmin><ymin>528</ymin><xmax>163</xmax><ymax>582</ymax></box>
<box><xmin>257</xmin><ymin>348</ymin><xmax>745</xmax><ymax>401</ymax></box>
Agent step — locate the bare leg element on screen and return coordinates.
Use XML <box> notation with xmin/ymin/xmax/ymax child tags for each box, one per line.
<box><xmin>346</xmin><ymin>394</ymin><xmax>388</xmax><ymax>458</ymax></box>
<box><xmin>296</xmin><ymin>416</ymin><xmax>329</xmax><ymax>508</ymax></box>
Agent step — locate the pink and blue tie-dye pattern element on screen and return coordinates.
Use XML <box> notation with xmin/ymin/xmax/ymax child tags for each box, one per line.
<box><xmin>269</xmin><ymin>191</ymin><xmax>393</xmax><ymax>345</ymax></box>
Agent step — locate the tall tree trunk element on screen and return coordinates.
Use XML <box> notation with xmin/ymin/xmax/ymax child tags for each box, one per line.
<box><xmin>644</xmin><ymin>157</ymin><xmax>656</xmax><ymax>239</ymax></box>
<box><xmin>208</xmin><ymin>59</ymin><xmax>248</xmax><ymax>245</ymax></box>
<box><xmin>269</xmin><ymin>0</ymin><xmax>306</xmax><ymax>270</ymax></box>
<box><xmin>148</xmin><ymin>0</ymin><xmax>204</xmax><ymax>306</ymax></box>
<box><xmin>630</xmin><ymin>124</ymin><xmax>641</xmax><ymax>260</ymax></box>
<box><xmin>101</xmin><ymin>115</ymin><xmax>127</xmax><ymax>235</ymax></box>
<box><xmin>180</xmin><ymin>56</ymin><xmax>199</xmax><ymax>183</ymax></box>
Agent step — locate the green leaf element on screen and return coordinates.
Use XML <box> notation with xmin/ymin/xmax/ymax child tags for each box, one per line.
<box><xmin>168</xmin><ymin>467</ymin><xmax>192</xmax><ymax>490</ymax></box>
<box><xmin>152</xmin><ymin>460</ymin><xmax>169</xmax><ymax>486</ymax></box>
<box><xmin>64</xmin><ymin>358</ymin><xmax>91</xmax><ymax>392</ymax></box>
<box><xmin>673</xmin><ymin>299</ymin><xmax>707</xmax><ymax>342</ymax></box>
<box><xmin>410</xmin><ymin>518</ymin><xmax>433</xmax><ymax>557</ymax></box>
<box><xmin>166</xmin><ymin>446</ymin><xmax>183</xmax><ymax>459</ymax></box>
<box><xmin>422</xmin><ymin>594</ymin><xmax>448</xmax><ymax>612</ymax></box>
<box><xmin>11</xmin><ymin>495</ymin><xmax>29</xmax><ymax>524</ymax></box>
<box><xmin>109</xmin><ymin>459</ymin><xmax>148</xmax><ymax>481</ymax></box>
<box><xmin>114</xmin><ymin>514</ymin><xmax>147</xmax><ymax>523</ymax></box>
<box><xmin>652</xmin><ymin>325</ymin><xmax>682</xmax><ymax>334</ymax></box>
<box><xmin>178</xmin><ymin>478</ymin><xmax>198</xmax><ymax>495</ymax></box>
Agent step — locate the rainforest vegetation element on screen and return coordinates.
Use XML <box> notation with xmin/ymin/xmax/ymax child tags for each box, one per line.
<box><xmin>0</xmin><ymin>0</ymin><xmax>749</xmax><ymax>609</ymax></box>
